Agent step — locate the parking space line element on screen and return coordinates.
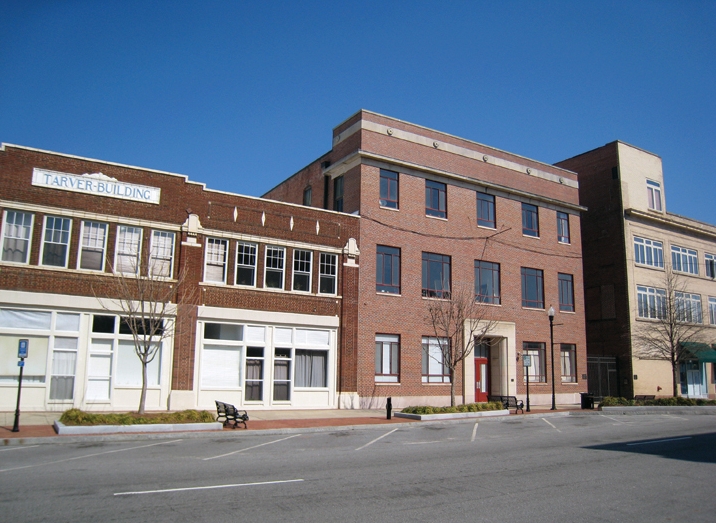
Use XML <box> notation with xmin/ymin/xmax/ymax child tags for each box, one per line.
<box><xmin>471</xmin><ymin>422</ymin><xmax>479</xmax><ymax>442</ymax></box>
<box><xmin>627</xmin><ymin>436</ymin><xmax>692</xmax><ymax>446</ymax></box>
<box><xmin>355</xmin><ymin>428</ymin><xmax>399</xmax><ymax>451</ymax></box>
<box><xmin>203</xmin><ymin>434</ymin><xmax>301</xmax><ymax>461</ymax></box>
<box><xmin>542</xmin><ymin>418</ymin><xmax>562</xmax><ymax>432</ymax></box>
<box><xmin>0</xmin><ymin>445</ymin><xmax>39</xmax><ymax>452</ymax></box>
<box><xmin>403</xmin><ymin>441</ymin><xmax>442</xmax><ymax>445</ymax></box>
<box><xmin>114</xmin><ymin>478</ymin><xmax>304</xmax><ymax>496</ymax></box>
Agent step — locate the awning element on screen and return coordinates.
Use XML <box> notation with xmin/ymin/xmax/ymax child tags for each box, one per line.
<box><xmin>681</xmin><ymin>342</ymin><xmax>716</xmax><ymax>363</ymax></box>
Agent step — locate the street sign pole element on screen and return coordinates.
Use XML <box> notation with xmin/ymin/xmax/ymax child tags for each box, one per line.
<box><xmin>12</xmin><ymin>339</ymin><xmax>28</xmax><ymax>433</ymax></box>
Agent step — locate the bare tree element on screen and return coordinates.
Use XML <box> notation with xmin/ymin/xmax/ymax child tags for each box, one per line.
<box><xmin>632</xmin><ymin>266</ymin><xmax>709</xmax><ymax>397</ymax></box>
<box><xmin>425</xmin><ymin>283</ymin><xmax>497</xmax><ymax>406</ymax></box>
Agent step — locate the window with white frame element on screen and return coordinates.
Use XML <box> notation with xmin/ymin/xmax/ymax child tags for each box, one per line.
<box><xmin>149</xmin><ymin>230</ymin><xmax>175</xmax><ymax>278</ymax></box>
<box><xmin>676</xmin><ymin>292</ymin><xmax>702</xmax><ymax>323</ymax></box>
<box><xmin>557</xmin><ymin>212</ymin><xmax>570</xmax><ymax>244</ymax></box>
<box><xmin>273</xmin><ymin>347</ymin><xmax>291</xmax><ymax>401</ymax></box>
<box><xmin>422</xmin><ymin>336</ymin><xmax>450</xmax><ymax>383</ymax></box>
<box><xmin>647</xmin><ymin>180</ymin><xmax>662</xmax><ymax>211</ymax></box>
<box><xmin>560</xmin><ymin>344</ymin><xmax>577</xmax><ymax>383</ymax></box>
<box><xmin>319</xmin><ymin>253</ymin><xmax>337</xmax><ymax>294</ymax></box>
<box><xmin>523</xmin><ymin>342</ymin><xmax>546</xmax><ymax>383</ymax></box>
<box><xmin>637</xmin><ymin>285</ymin><xmax>666</xmax><ymax>319</ymax></box>
<box><xmin>375</xmin><ymin>334</ymin><xmax>399</xmax><ymax>382</ymax></box>
<box><xmin>78</xmin><ymin>221</ymin><xmax>108</xmax><ymax>271</ymax></box>
<box><xmin>671</xmin><ymin>245</ymin><xmax>698</xmax><ymax>275</ymax></box>
<box><xmin>264</xmin><ymin>246</ymin><xmax>285</xmax><ymax>289</ymax></box>
<box><xmin>709</xmin><ymin>297</ymin><xmax>716</xmax><ymax>325</ymax></box>
<box><xmin>295</xmin><ymin>349</ymin><xmax>328</xmax><ymax>388</ymax></box>
<box><xmin>115</xmin><ymin>225</ymin><xmax>142</xmax><ymax>275</ymax></box>
<box><xmin>634</xmin><ymin>237</ymin><xmax>664</xmax><ymax>268</ymax></box>
<box><xmin>49</xmin><ymin>337</ymin><xmax>78</xmax><ymax>400</ymax></box>
<box><xmin>204</xmin><ymin>238</ymin><xmax>228</xmax><ymax>283</ymax></box>
<box><xmin>235</xmin><ymin>242</ymin><xmax>257</xmax><ymax>286</ymax></box>
<box><xmin>292</xmin><ymin>249</ymin><xmax>312</xmax><ymax>292</ymax></box>
<box><xmin>41</xmin><ymin>216</ymin><xmax>72</xmax><ymax>268</ymax></box>
<box><xmin>201</xmin><ymin>323</ymin><xmax>244</xmax><ymax>389</ymax></box>
<box><xmin>1</xmin><ymin>210</ymin><xmax>33</xmax><ymax>263</ymax></box>
<box><xmin>245</xmin><ymin>346</ymin><xmax>265</xmax><ymax>401</ymax></box>
<box><xmin>705</xmin><ymin>253</ymin><xmax>715</xmax><ymax>279</ymax></box>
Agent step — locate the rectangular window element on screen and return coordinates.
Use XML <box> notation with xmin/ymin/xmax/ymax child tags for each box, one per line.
<box><xmin>709</xmin><ymin>297</ymin><xmax>716</xmax><ymax>325</ymax></box>
<box><xmin>522</xmin><ymin>203</ymin><xmax>539</xmax><ymax>237</ymax></box>
<box><xmin>476</xmin><ymin>193</ymin><xmax>495</xmax><ymax>229</ymax></box>
<box><xmin>521</xmin><ymin>267</ymin><xmax>544</xmax><ymax>308</ymax></box>
<box><xmin>637</xmin><ymin>285</ymin><xmax>666</xmax><ymax>319</ymax></box>
<box><xmin>705</xmin><ymin>253</ymin><xmax>715</xmax><ymax>279</ymax></box>
<box><xmin>676</xmin><ymin>292</ymin><xmax>702</xmax><ymax>323</ymax></box>
<box><xmin>376</xmin><ymin>245</ymin><xmax>401</xmax><ymax>294</ymax></box>
<box><xmin>115</xmin><ymin>226</ymin><xmax>142</xmax><ymax>275</ymax></box>
<box><xmin>375</xmin><ymin>334</ymin><xmax>399</xmax><ymax>383</ymax></box>
<box><xmin>560</xmin><ymin>344</ymin><xmax>577</xmax><ymax>383</ymax></box>
<box><xmin>245</xmin><ymin>346</ymin><xmax>264</xmax><ymax>401</ymax></box>
<box><xmin>78</xmin><ymin>221</ymin><xmax>108</xmax><ymax>271</ymax></box>
<box><xmin>474</xmin><ymin>260</ymin><xmax>500</xmax><ymax>304</ymax></box>
<box><xmin>647</xmin><ymin>180</ymin><xmax>662</xmax><ymax>211</ymax></box>
<box><xmin>557</xmin><ymin>212</ymin><xmax>570</xmax><ymax>244</ymax></box>
<box><xmin>319</xmin><ymin>253</ymin><xmax>337</xmax><ymax>294</ymax></box>
<box><xmin>303</xmin><ymin>186</ymin><xmax>312</xmax><ymax>206</ymax></box>
<box><xmin>333</xmin><ymin>176</ymin><xmax>344</xmax><ymax>212</ymax></box>
<box><xmin>295</xmin><ymin>349</ymin><xmax>327</xmax><ymax>387</ymax></box>
<box><xmin>292</xmin><ymin>249</ymin><xmax>312</xmax><ymax>292</ymax></box>
<box><xmin>49</xmin><ymin>337</ymin><xmax>78</xmax><ymax>400</ymax></box>
<box><xmin>201</xmin><ymin>322</ymin><xmax>243</xmax><ymax>389</ymax></box>
<box><xmin>41</xmin><ymin>216</ymin><xmax>72</xmax><ymax>267</ymax></box>
<box><xmin>204</xmin><ymin>238</ymin><xmax>228</xmax><ymax>283</ymax></box>
<box><xmin>273</xmin><ymin>348</ymin><xmax>292</xmax><ymax>401</ymax></box>
<box><xmin>236</xmin><ymin>241</ymin><xmax>257</xmax><ymax>286</ymax></box>
<box><xmin>634</xmin><ymin>237</ymin><xmax>664</xmax><ymax>268</ymax></box>
<box><xmin>425</xmin><ymin>180</ymin><xmax>447</xmax><ymax>218</ymax></box>
<box><xmin>523</xmin><ymin>342</ymin><xmax>546</xmax><ymax>383</ymax></box>
<box><xmin>422</xmin><ymin>336</ymin><xmax>450</xmax><ymax>383</ymax></box>
<box><xmin>422</xmin><ymin>252</ymin><xmax>451</xmax><ymax>298</ymax></box>
<box><xmin>558</xmin><ymin>273</ymin><xmax>575</xmax><ymax>312</ymax></box>
<box><xmin>672</xmin><ymin>245</ymin><xmax>698</xmax><ymax>275</ymax></box>
<box><xmin>116</xmin><ymin>340</ymin><xmax>161</xmax><ymax>386</ymax></box>
<box><xmin>379</xmin><ymin>169</ymin><xmax>399</xmax><ymax>209</ymax></box>
<box><xmin>264</xmin><ymin>246</ymin><xmax>285</xmax><ymax>289</ymax></box>
<box><xmin>149</xmin><ymin>230</ymin><xmax>175</xmax><ymax>278</ymax></box>
<box><xmin>1</xmin><ymin>210</ymin><xmax>33</xmax><ymax>263</ymax></box>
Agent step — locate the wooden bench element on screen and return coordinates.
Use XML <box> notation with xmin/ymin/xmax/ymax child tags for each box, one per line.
<box><xmin>634</xmin><ymin>395</ymin><xmax>655</xmax><ymax>401</ymax></box>
<box><xmin>215</xmin><ymin>400</ymin><xmax>249</xmax><ymax>429</ymax></box>
<box><xmin>488</xmin><ymin>395</ymin><xmax>524</xmax><ymax>414</ymax></box>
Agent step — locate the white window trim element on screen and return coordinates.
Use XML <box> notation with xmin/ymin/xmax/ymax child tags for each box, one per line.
<box><xmin>647</xmin><ymin>179</ymin><xmax>662</xmax><ymax>211</ymax></box>
<box><xmin>149</xmin><ymin>230</ymin><xmax>176</xmax><ymax>279</ymax></box>
<box><xmin>319</xmin><ymin>253</ymin><xmax>338</xmax><ymax>295</ymax></box>
<box><xmin>671</xmin><ymin>245</ymin><xmax>699</xmax><ymax>275</ymax></box>
<box><xmin>292</xmin><ymin>249</ymin><xmax>313</xmax><ymax>293</ymax></box>
<box><xmin>77</xmin><ymin>220</ymin><xmax>108</xmax><ymax>272</ymax></box>
<box><xmin>235</xmin><ymin>241</ymin><xmax>257</xmax><ymax>287</ymax></box>
<box><xmin>264</xmin><ymin>246</ymin><xmax>285</xmax><ymax>290</ymax></box>
<box><xmin>204</xmin><ymin>237</ymin><xmax>229</xmax><ymax>284</ymax></box>
<box><xmin>40</xmin><ymin>215</ymin><xmax>73</xmax><ymax>269</ymax></box>
<box><xmin>114</xmin><ymin>225</ymin><xmax>143</xmax><ymax>275</ymax></box>
<box><xmin>634</xmin><ymin>236</ymin><xmax>664</xmax><ymax>269</ymax></box>
<box><xmin>1</xmin><ymin>210</ymin><xmax>34</xmax><ymax>265</ymax></box>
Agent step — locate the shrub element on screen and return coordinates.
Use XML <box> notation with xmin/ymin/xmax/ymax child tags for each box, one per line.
<box><xmin>599</xmin><ymin>396</ymin><xmax>716</xmax><ymax>408</ymax></box>
<box><xmin>59</xmin><ymin>409</ymin><xmax>216</xmax><ymax>426</ymax></box>
<box><xmin>401</xmin><ymin>402</ymin><xmax>502</xmax><ymax>415</ymax></box>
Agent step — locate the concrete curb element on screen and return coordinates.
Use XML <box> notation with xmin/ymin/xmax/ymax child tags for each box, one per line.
<box><xmin>394</xmin><ymin>409</ymin><xmax>509</xmax><ymax>421</ymax></box>
<box><xmin>53</xmin><ymin>420</ymin><xmax>223</xmax><ymax>435</ymax></box>
<box><xmin>599</xmin><ymin>406</ymin><xmax>716</xmax><ymax>415</ymax></box>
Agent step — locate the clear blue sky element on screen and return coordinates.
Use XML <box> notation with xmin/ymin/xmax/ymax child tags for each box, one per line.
<box><xmin>1</xmin><ymin>1</ymin><xmax>714</xmax><ymax>224</ymax></box>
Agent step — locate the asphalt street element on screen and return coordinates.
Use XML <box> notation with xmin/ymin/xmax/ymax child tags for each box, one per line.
<box><xmin>1</xmin><ymin>413</ymin><xmax>714</xmax><ymax>522</ymax></box>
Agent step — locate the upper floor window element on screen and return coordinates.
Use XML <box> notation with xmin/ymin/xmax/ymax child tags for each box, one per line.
<box><xmin>557</xmin><ymin>212</ymin><xmax>570</xmax><ymax>244</ymax></box>
<box><xmin>204</xmin><ymin>238</ymin><xmax>228</xmax><ymax>283</ymax></box>
<box><xmin>672</xmin><ymin>245</ymin><xmax>698</xmax><ymax>275</ymax></box>
<box><xmin>264</xmin><ymin>246</ymin><xmax>285</xmax><ymax>289</ymax></box>
<box><xmin>333</xmin><ymin>177</ymin><xmax>344</xmax><ymax>212</ymax></box>
<box><xmin>379</xmin><ymin>169</ymin><xmax>399</xmax><ymax>209</ymax></box>
<box><xmin>1</xmin><ymin>210</ymin><xmax>33</xmax><ymax>264</ymax></box>
<box><xmin>647</xmin><ymin>180</ymin><xmax>662</xmax><ymax>211</ymax></box>
<box><xmin>319</xmin><ymin>253</ymin><xmax>337</xmax><ymax>295</ymax></box>
<box><xmin>634</xmin><ymin>237</ymin><xmax>664</xmax><ymax>268</ymax></box>
<box><xmin>425</xmin><ymin>180</ymin><xmax>447</xmax><ymax>218</ymax></box>
<box><xmin>376</xmin><ymin>245</ymin><xmax>400</xmax><ymax>294</ymax></box>
<box><xmin>292</xmin><ymin>249</ymin><xmax>312</xmax><ymax>292</ymax></box>
<box><xmin>675</xmin><ymin>292</ymin><xmax>702</xmax><ymax>323</ymax></box>
<box><xmin>474</xmin><ymin>260</ymin><xmax>500</xmax><ymax>304</ymax></box>
<box><xmin>422</xmin><ymin>252</ymin><xmax>451</xmax><ymax>298</ymax></box>
<box><xmin>115</xmin><ymin>225</ymin><xmax>142</xmax><ymax>275</ymax></box>
<box><xmin>375</xmin><ymin>334</ymin><xmax>399</xmax><ymax>383</ymax></box>
<box><xmin>637</xmin><ymin>285</ymin><xmax>666</xmax><ymax>319</ymax></box>
<box><xmin>236</xmin><ymin>241</ymin><xmax>257</xmax><ymax>286</ymax></box>
<box><xmin>41</xmin><ymin>216</ymin><xmax>72</xmax><ymax>268</ymax></box>
<box><xmin>78</xmin><ymin>221</ymin><xmax>108</xmax><ymax>271</ymax></box>
<box><xmin>149</xmin><ymin>230</ymin><xmax>175</xmax><ymax>278</ymax></box>
<box><xmin>558</xmin><ymin>273</ymin><xmax>575</xmax><ymax>312</ymax></box>
<box><xmin>476</xmin><ymin>193</ymin><xmax>495</xmax><ymax>229</ymax></box>
<box><xmin>521</xmin><ymin>267</ymin><xmax>544</xmax><ymax>308</ymax></box>
<box><xmin>709</xmin><ymin>296</ymin><xmax>716</xmax><ymax>325</ymax></box>
<box><xmin>705</xmin><ymin>253</ymin><xmax>715</xmax><ymax>279</ymax></box>
<box><xmin>303</xmin><ymin>186</ymin><xmax>312</xmax><ymax>206</ymax></box>
<box><xmin>522</xmin><ymin>203</ymin><xmax>539</xmax><ymax>237</ymax></box>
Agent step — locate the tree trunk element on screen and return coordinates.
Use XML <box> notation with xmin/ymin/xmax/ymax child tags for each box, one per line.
<box><xmin>671</xmin><ymin>362</ymin><xmax>679</xmax><ymax>398</ymax></box>
<box><xmin>450</xmin><ymin>367</ymin><xmax>456</xmax><ymax>407</ymax></box>
<box><xmin>138</xmin><ymin>359</ymin><xmax>148</xmax><ymax>414</ymax></box>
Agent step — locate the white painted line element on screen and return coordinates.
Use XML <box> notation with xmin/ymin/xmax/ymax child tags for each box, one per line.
<box><xmin>355</xmin><ymin>428</ymin><xmax>399</xmax><ymax>451</ymax></box>
<box><xmin>403</xmin><ymin>441</ymin><xmax>442</xmax><ymax>445</ymax></box>
<box><xmin>115</xmin><ymin>478</ymin><xmax>304</xmax><ymax>496</ymax></box>
<box><xmin>542</xmin><ymin>418</ymin><xmax>561</xmax><ymax>432</ymax></box>
<box><xmin>661</xmin><ymin>415</ymin><xmax>689</xmax><ymax>421</ymax></box>
<box><xmin>600</xmin><ymin>415</ymin><xmax>627</xmax><ymax>424</ymax></box>
<box><xmin>471</xmin><ymin>422</ymin><xmax>479</xmax><ymax>442</ymax></box>
<box><xmin>0</xmin><ymin>439</ymin><xmax>182</xmax><ymax>473</ymax></box>
<box><xmin>627</xmin><ymin>437</ymin><xmax>692</xmax><ymax>446</ymax></box>
<box><xmin>203</xmin><ymin>434</ymin><xmax>301</xmax><ymax>461</ymax></box>
<box><xmin>0</xmin><ymin>445</ymin><xmax>39</xmax><ymax>452</ymax></box>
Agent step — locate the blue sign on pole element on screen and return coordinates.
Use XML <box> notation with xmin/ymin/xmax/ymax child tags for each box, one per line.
<box><xmin>18</xmin><ymin>361</ymin><xmax>25</xmax><ymax>367</ymax></box>
<box><xmin>18</xmin><ymin>339</ymin><xmax>28</xmax><ymax>359</ymax></box>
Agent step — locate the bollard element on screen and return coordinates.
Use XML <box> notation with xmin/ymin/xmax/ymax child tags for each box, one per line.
<box><xmin>386</xmin><ymin>397</ymin><xmax>392</xmax><ymax>420</ymax></box>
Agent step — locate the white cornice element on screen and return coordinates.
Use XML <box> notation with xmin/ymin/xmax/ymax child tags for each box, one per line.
<box><xmin>625</xmin><ymin>208</ymin><xmax>716</xmax><ymax>240</ymax></box>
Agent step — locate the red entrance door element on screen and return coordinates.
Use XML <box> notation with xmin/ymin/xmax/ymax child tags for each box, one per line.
<box><xmin>474</xmin><ymin>342</ymin><xmax>490</xmax><ymax>402</ymax></box>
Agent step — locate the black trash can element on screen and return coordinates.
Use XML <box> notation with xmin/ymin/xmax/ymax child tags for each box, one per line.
<box><xmin>580</xmin><ymin>392</ymin><xmax>594</xmax><ymax>410</ymax></box>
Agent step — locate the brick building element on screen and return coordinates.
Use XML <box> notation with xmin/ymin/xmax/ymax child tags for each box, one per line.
<box><xmin>557</xmin><ymin>142</ymin><xmax>716</xmax><ymax>399</ymax></box>
<box><xmin>265</xmin><ymin>110</ymin><xmax>588</xmax><ymax>408</ymax></box>
<box><xmin>0</xmin><ymin>144</ymin><xmax>359</xmax><ymax>412</ymax></box>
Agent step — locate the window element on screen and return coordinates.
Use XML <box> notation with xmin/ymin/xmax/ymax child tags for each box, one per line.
<box><xmin>647</xmin><ymin>180</ymin><xmax>662</xmax><ymax>211</ymax></box>
<box><xmin>376</xmin><ymin>245</ymin><xmax>401</xmax><ymax>294</ymax></box>
<box><xmin>676</xmin><ymin>292</ymin><xmax>702</xmax><ymax>323</ymax></box>
<box><xmin>521</xmin><ymin>267</ymin><xmax>544</xmax><ymax>308</ymax></box>
<box><xmin>204</xmin><ymin>238</ymin><xmax>228</xmax><ymax>283</ymax></box>
<box><xmin>50</xmin><ymin>337</ymin><xmax>78</xmax><ymax>400</ymax></box>
<box><xmin>1</xmin><ymin>210</ymin><xmax>33</xmax><ymax>263</ymax></box>
<box><xmin>709</xmin><ymin>297</ymin><xmax>716</xmax><ymax>325</ymax></box>
<box><xmin>637</xmin><ymin>285</ymin><xmax>666</xmax><ymax>319</ymax></box>
<box><xmin>295</xmin><ymin>349</ymin><xmax>327</xmax><ymax>387</ymax></box>
<box><xmin>705</xmin><ymin>253</ymin><xmax>715</xmax><ymax>279</ymax></box>
<box><xmin>292</xmin><ymin>249</ymin><xmax>312</xmax><ymax>292</ymax></box>
<box><xmin>41</xmin><ymin>216</ymin><xmax>71</xmax><ymax>267</ymax></box>
<box><xmin>476</xmin><ymin>193</ymin><xmax>495</xmax><ymax>228</ymax></box>
<box><xmin>375</xmin><ymin>334</ymin><xmax>399</xmax><ymax>382</ymax></box>
<box><xmin>201</xmin><ymin>323</ymin><xmax>243</xmax><ymax>389</ymax></box>
<box><xmin>116</xmin><ymin>340</ymin><xmax>161</xmax><ymax>386</ymax></box>
<box><xmin>149</xmin><ymin>230</ymin><xmax>175</xmax><ymax>278</ymax></box>
<box><xmin>245</xmin><ymin>347</ymin><xmax>264</xmax><ymax>401</ymax></box>
<box><xmin>273</xmin><ymin>348</ymin><xmax>291</xmax><ymax>401</ymax></box>
<box><xmin>560</xmin><ymin>344</ymin><xmax>577</xmax><ymax>383</ymax></box>
<box><xmin>557</xmin><ymin>212</ymin><xmax>570</xmax><ymax>244</ymax></box>
<box><xmin>474</xmin><ymin>260</ymin><xmax>500</xmax><ymax>304</ymax></box>
<box><xmin>523</xmin><ymin>342</ymin><xmax>546</xmax><ymax>383</ymax></box>
<box><xmin>634</xmin><ymin>237</ymin><xmax>664</xmax><ymax>268</ymax></box>
<box><xmin>422</xmin><ymin>336</ymin><xmax>450</xmax><ymax>383</ymax></box>
<box><xmin>236</xmin><ymin>242</ymin><xmax>257</xmax><ymax>286</ymax></box>
<box><xmin>115</xmin><ymin>226</ymin><xmax>142</xmax><ymax>275</ymax></box>
<box><xmin>380</xmin><ymin>169</ymin><xmax>399</xmax><ymax>209</ymax></box>
<box><xmin>264</xmin><ymin>246</ymin><xmax>285</xmax><ymax>289</ymax></box>
<box><xmin>78</xmin><ymin>221</ymin><xmax>108</xmax><ymax>271</ymax></box>
<box><xmin>333</xmin><ymin>176</ymin><xmax>344</xmax><ymax>212</ymax></box>
<box><xmin>672</xmin><ymin>246</ymin><xmax>698</xmax><ymax>275</ymax></box>
<box><xmin>558</xmin><ymin>273</ymin><xmax>575</xmax><ymax>312</ymax></box>
<box><xmin>522</xmin><ymin>203</ymin><xmax>539</xmax><ymax>237</ymax></box>
<box><xmin>303</xmin><ymin>186</ymin><xmax>312</xmax><ymax>206</ymax></box>
<box><xmin>422</xmin><ymin>252</ymin><xmax>451</xmax><ymax>298</ymax></box>
<box><xmin>319</xmin><ymin>253</ymin><xmax>337</xmax><ymax>294</ymax></box>
<box><xmin>425</xmin><ymin>180</ymin><xmax>447</xmax><ymax>218</ymax></box>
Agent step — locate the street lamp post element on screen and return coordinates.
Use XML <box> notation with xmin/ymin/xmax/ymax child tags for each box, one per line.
<box><xmin>548</xmin><ymin>306</ymin><xmax>556</xmax><ymax>411</ymax></box>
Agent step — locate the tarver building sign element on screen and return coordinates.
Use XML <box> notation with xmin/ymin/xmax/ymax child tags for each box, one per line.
<box><xmin>32</xmin><ymin>168</ymin><xmax>161</xmax><ymax>204</ymax></box>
